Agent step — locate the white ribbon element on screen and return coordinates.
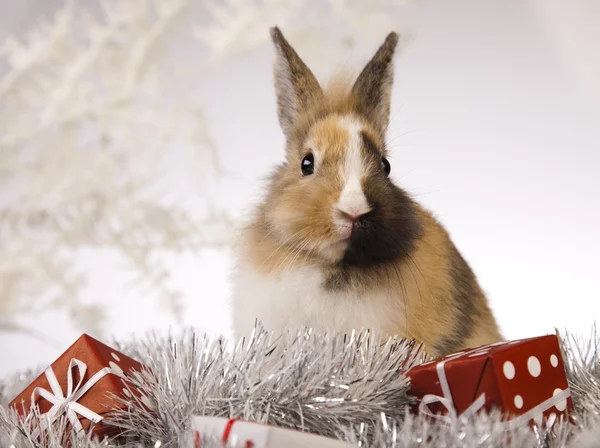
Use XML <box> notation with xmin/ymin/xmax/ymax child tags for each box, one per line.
<box><xmin>417</xmin><ymin>350</ymin><xmax>487</xmax><ymax>423</ymax></box>
<box><xmin>29</xmin><ymin>358</ymin><xmax>121</xmax><ymax>437</ymax></box>
<box><xmin>415</xmin><ymin>346</ymin><xmax>572</xmax><ymax>429</ymax></box>
<box><xmin>501</xmin><ymin>388</ymin><xmax>571</xmax><ymax>430</ymax></box>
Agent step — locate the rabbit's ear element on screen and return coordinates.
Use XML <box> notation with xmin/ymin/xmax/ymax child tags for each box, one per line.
<box><xmin>270</xmin><ymin>27</ymin><xmax>323</xmax><ymax>138</ymax></box>
<box><xmin>351</xmin><ymin>32</ymin><xmax>399</xmax><ymax>138</ymax></box>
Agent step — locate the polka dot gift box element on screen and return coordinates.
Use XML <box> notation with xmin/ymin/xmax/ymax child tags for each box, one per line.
<box><xmin>9</xmin><ymin>334</ymin><xmax>148</xmax><ymax>442</ymax></box>
<box><xmin>405</xmin><ymin>334</ymin><xmax>573</xmax><ymax>429</ymax></box>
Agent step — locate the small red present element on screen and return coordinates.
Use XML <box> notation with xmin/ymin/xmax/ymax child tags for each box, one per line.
<box><xmin>10</xmin><ymin>333</ymin><xmax>148</xmax><ymax>441</ymax></box>
<box><xmin>405</xmin><ymin>334</ymin><xmax>573</xmax><ymax>429</ymax></box>
<box><xmin>190</xmin><ymin>416</ymin><xmax>354</xmax><ymax>448</ymax></box>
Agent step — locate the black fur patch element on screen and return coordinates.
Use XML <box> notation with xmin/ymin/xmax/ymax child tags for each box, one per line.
<box><xmin>342</xmin><ymin>183</ymin><xmax>421</xmax><ymax>267</ymax></box>
<box><xmin>323</xmin><ymin>179</ymin><xmax>422</xmax><ymax>292</ymax></box>
<box><xmin>434</xmin><ymin>245</ymin><xmax>482</xmax><ymax>355</ymax></box>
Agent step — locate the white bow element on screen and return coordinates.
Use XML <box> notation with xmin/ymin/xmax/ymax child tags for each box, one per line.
<box><xmin>29</xmin><ymin>358</ymin><xmax>119</xmax><ymax>437</ymax></box>
<box><xmin>417</xmin><ymin>352</ymin><xmax>486</xmax><ymax>424</ymax></box>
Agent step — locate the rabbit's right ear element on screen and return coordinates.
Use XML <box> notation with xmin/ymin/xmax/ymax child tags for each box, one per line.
<box><xmin>270</xmin><ymin>27</ymin><xmax>323</xmax><ymax>138</ymax></box>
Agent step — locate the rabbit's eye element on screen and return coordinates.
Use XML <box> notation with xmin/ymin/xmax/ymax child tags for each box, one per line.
<box><xmin>381</xmin><ymin>157</ymin><xmax>391</xmax><ymax>177</ymax></box>
<box><xmin>301</xmin><ymin>153</ymin><xmax>314</xmax><ymax>176</ymax></box>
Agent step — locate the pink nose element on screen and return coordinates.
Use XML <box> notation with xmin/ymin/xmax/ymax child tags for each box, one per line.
<box><xmin>337</xmin><ymin>208</ymin><xmax>366</xmax><ymax>223</ymax></box>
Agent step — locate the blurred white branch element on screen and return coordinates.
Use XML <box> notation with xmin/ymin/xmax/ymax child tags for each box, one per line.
<box><xmin>0</xmin><ymin>0</ymin><xmax>232</xmax><ymax>338</ymax></box>
<box><xmin>196</xmin><ymin>0</ymin><xmax>416</xmax><ymax>65</ymax></box>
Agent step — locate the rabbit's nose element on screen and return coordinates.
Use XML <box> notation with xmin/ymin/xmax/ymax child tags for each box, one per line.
<box><xmin>339</xmin><ymin>210</ymin><xmax>364</xmax><ymax>224</ymax></box>
<box><xmin>336</xmin><ymin>178</ymin><xmax>371</xmax><ymax>221</ymax></box>
<box><xmin>336</xmin><ymin>207</ymin><xmax>368</xmax><ymax>223</ymax></box>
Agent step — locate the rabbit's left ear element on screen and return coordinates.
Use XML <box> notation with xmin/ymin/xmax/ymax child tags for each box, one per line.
<box><xmin>352</xmin><ymin>32</ymin><xmax>399</xmax><ymax>138</ymax></box>
<box><xmin>270</xmin><ymin>27</ymin><xmax>323</xmax><ymax>139</ymax></box>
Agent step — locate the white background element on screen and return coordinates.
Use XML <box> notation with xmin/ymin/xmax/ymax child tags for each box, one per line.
<box><xmin>0</xmin><ymin>0</ymin><xmax>599</xmax><ymax>378</ymax></box>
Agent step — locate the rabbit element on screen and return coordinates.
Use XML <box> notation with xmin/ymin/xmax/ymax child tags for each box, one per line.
<box><xmin>230</xmin><ymin>27</ymin><xmax>504</xmax><ymax>357</ymax></box>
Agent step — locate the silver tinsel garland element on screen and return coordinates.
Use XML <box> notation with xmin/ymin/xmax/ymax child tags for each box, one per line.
<box><xmin>1</xmin><ymin>326</ymin><xmax>599</xmax><ymax>447</ymax></box>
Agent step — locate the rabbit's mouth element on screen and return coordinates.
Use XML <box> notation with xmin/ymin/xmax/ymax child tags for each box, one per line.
<box><xmin>337</xmin><ymin>191</ymin><xmax>423</xmax><ymax>267</ymax></box>
<box><xmin>341</xmin><ymin>230</ymin><xmax>400</xmax><ymax>267</ymax></box>
<box><xmin>319</xmin><ymin>237</ymin><xmax>351</xmax><ymax>263</ymax></box>
<box><xmin>341</xmin><ymin>223</ymin><xmax>382</xmax><ymax>266</ymax></box>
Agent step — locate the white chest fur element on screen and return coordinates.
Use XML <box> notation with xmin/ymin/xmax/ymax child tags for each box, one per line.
<box><xmin>231</xmin><ymin>262</ymin><xmax>405</xmax><ymax>340</ymax></box>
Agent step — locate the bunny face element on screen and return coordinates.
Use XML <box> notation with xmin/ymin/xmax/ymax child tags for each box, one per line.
<box><xmin>260</xmin><ymin>28</ymin><xmax>422</xmax><ymax>268</ymax></box>
<box><xmin>264</xmin><ymin>111</ymin><xmax>421</xmax><ymax>267</ymax></box>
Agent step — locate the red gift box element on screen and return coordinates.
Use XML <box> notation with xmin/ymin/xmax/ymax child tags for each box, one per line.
<box><xmin>405</xmin><ymin>334</ymin><xmax>573</xmax><ymax>429</ymax></box>
<box><xmin>190</xmin><ymin>416</ymin><xmax>354</xmax><ymax>448</ymax></box>
<box><xmin>9</xmin><ymin>333</ymin><xmax>147</xmax><ymax>441</ymax></box>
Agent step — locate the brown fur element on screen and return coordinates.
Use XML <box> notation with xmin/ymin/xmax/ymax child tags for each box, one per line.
<box><xmin>244</xmin><ymin>205</ymin><xmax>503</xmax><ymax>356</ymax></box>
<box><xmin>235</xmin><ymin>27</ymin><xmax>503</xmax><ymax>357</ymax></box>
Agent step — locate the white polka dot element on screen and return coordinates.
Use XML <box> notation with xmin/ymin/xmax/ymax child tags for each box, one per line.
<box><xmin>109</xmin><ymin>361</ymin><xmax>123</xmax><ymax>374</ymax></box>
<box><xmin>111</xmin><ymin>352</ymin><xmax>120</xmax><ymax>362</ymax></box>
<box><xmin>550</xmin><ymin>354</ymin><xmax>558</xmax><ymax>367</ymax></box>
<box><xmin>122</xmin><ymin>388</ymin><xmax>132</xmax><ymax>397</ymax></box>
<box><xmin>553</xmin><ymin>388</ymin><xmax>567</xmax><ymax>411</ymax></box>
<box><xmin>503</xmin><ymin>361</ymin><xmax>516</xmax><ymax>379</ymax></box>
<box><xmin>527</xmin><ymin>356</ymin><xmax>541</xmax><ymax>377</ymax></box>
<box><xmin>514</xmin><ymin>395</ymin><xmax>523</xmax><ymax>409</ymax></box>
